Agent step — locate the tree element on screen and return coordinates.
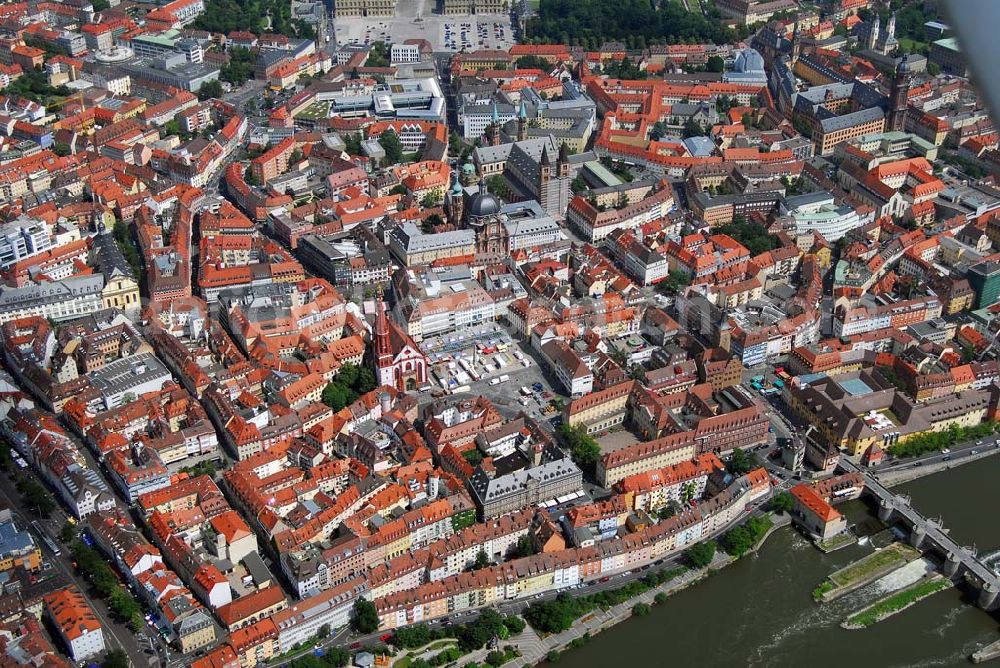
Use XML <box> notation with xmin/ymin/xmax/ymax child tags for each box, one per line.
<box><xmin>366</xmin><ymin>41</ymin><xmax>390</xmax><ymax>67</ymax></box>
<box><xmin>317</xmin><ymin>623</ymin><xmax>330</xmax><ymax>638</ymax></box>
<box><xmin>927</xmin><ymin>62</ymin><xmax>941</xmax><ymax>76</ymax></box>
<box><xmin>325</xmin><ymin>647</ymin><xmax>350</xmax><ymax>667</ymax></box>
<box><xmin>221</xmin><ymin>47</ymin><xmax>255</xmax><ymax>86</ymax></box>
<box><xmin>379</xmin><ymin>130</ymin><xmax>404</xmax><ymax>165</ymax></box>
<box><xmin>102</xmin><ymin>649</ymin><xmax>128</xmax><ymax>668</ymax></box>
<box><xmin>473</xmin><ymin>548</ymin><xmax>490</xmax><ymax>569</ymax></box>
<box><xmin>59</xmin><ymin>521</ymin><xmax>76</xmax><ymax>543</ymax></box>
<box><xmin>486</xmin><ymin>175</ymin><xmax>509</xmax><ymax>201</ymax></box>
<box><xmin>721</xmin><ymin>525</ymin><xmax>753</xmax><ymax>557</ymax></box>
<box><xmin>344</xmin><ymin>133</ymin><xmax>363</xmax><ymax>155</ymax></box>
<box><xmin>197</xmin><ymin>79</ymin><xmax>224</xmax><ymax>101</ymax></box>
<box><xmin>352</xmin><ymin>599</ymin><xmax>379</xmax><ymax>633</ymax></box>
<box><xmin>338</xmin><ymin>363</ymin><xmax>361</xmax><ymax>388</ymax></box>
<box><xmin>421</xmin><ymin>213</ymin><xmax>444</xmax><ymax>233</ymax></box>
<box><xmin>420</xmin><ymin>192</ymin><xmax>441</xmax><ymax>208</ymax></box>
<box><xmin>726</xmin><ymin>448</ymin><xmax>759</xmax><ymax>475</ymax></box>
<box><xmin>164</xmin><ymin>118</ymin><xmax>183</xmax><ymax>137</ymax></box>
<box><xmin>508</xmin><ymin>535</ymin><xmax>535</xmax><ymax>559</ymax></box>
<box><xmin>660</xmin><ymin>270</ymin><xmax>690</xmax><ymax>295</ymax></box>
<box><xmin>558</xmin><ymin>424</ymin><xmax>601</xmax><ymax>470</ymax></box>
<box><xmin>654</xmin><ymin>592</ymin><xmax>668</xmax><ymax>605</ymax></box>
<box><xmin>649</xmin><ymin>120</ymin><xmax>668</xmax><ymax>141</ymax></box>
<box><xmin>503</xmin><ymin>615</ymin><xmax>526</xmax><ymax>635</ymax></box>
<box><xmin>52</xmin><ymin>142</ymin><xmax>72</xmax><ymax>157</ymax></box>
<box><xmin>356</xmin><ymin>367</ymin><xmax>377</xmax><ymax>393</ymax></box>
<box><xmin>706</xmin><ymin>55</ymin><xmax>725</xmax><ymax>72</ymax></box>
<box><xmin>685</xmin><ymin>540</ymin><xmax>717</xmax><ymax>568</ymax></box>
<box><xmin>515</xmin><ymin>54</ymin><xmax>553</xmax><ymax>70</ymax></box>
<box><xmin>16</xmin><ymin>478</ymin><xmax>54</xmax><ymax>517</ymax></box>
<box><xmin>769</xmin><ymin>491</ymin><xmax>795</xmax><ymax>514</ymax></box>
<box><xmin>632</xmin><ymin>602</ymin><xmax>651</xmax><ymax>616</ymax></box>
<box><xmin>321</xmin><ymin>383</ymin><xmax>352</xmax><ymax>411</ymax></box>
<box><xmin>682</xmin><ymin>119</ymin><xmax>706</xmax><ymax>138</ymax></box>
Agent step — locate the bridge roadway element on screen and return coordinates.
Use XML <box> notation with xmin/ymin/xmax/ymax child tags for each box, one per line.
<box><xmin>839</xmin><ymin>458</ymin><xmax>1000</xmax><ymax>610</ymax></box>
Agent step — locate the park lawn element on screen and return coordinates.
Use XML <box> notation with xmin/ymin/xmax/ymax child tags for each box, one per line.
<box><xmin>392</xmin><ymin>639</ymin><xmax>458</xmax><ymax>667</ymax></box>
<box><xmin>898</xmin><ymin>37</ymin><xmax>928</xmax><ymax>54</ymax></box>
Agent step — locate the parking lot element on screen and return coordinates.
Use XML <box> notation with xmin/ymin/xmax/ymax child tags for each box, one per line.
<box><xmin>423</xmin><ymin>327</ymin><xmax>565</xmax><ymax>427</ymax></box>
<box><xmin>334</xmin><ymin>5</ymin><xmax>514</xmax><ymax>53</ymax></box>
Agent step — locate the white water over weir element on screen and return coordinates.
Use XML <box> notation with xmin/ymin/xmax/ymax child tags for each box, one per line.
<box><xmin>872</xmin><ymin>558</ymin><xmax>935</xmax><ymax>596</ymax></box>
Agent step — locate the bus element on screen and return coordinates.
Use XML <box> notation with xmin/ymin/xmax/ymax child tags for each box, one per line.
<box><xmin>31</xmin><ymin>521</ymin><xmax>60</xmax><ymax>556</ymax></box>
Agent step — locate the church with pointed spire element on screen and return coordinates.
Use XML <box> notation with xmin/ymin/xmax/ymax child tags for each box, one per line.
<box><xmin>373</xmin><ymin>301</ymin><xmax>428</xmax><ymax>392</ymax></box>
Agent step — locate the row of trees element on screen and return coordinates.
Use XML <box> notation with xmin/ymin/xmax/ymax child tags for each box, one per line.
<box><xmin>891</xmin><ymin>421</ymin><xmax>1000</xmax><ymax>458</ymax></box>
<box><xmin>390</xmin><ymin>611</ymin><xmax>525</xmax><ymax>652</ymax></box>
<box><xmin>70</xmin><ymin>541</ymin><xmax>144</xmax><ymax>632</ymax></box>
<box><xmin>284</xmin><ymin>645</ymin><xmax>350</xmax><ymax>668</ymax></box>
<box><xmin>524</xmin><ymin>566</ymin><xmax>686</xmax><ymax>634</ymax></box>
<box><xmin>720</xmin><ymin>515</ymin><xmax>773</xmax><ymax>558</ymax></box>
<box><xmin>112</xmin><ymin>220</ymin><xmax>142</xmax><ymax>279</ymax></box>
<box><xmin>526</xmin><ymin>0</ymin><xmax>748</xmax><ymax>50</ymax></box>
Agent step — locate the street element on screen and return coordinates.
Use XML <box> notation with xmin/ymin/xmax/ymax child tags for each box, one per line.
<box><xmin>0</xmin><ymin>467</ymin><xmax>145</xmax><ymax>663</ymax></box>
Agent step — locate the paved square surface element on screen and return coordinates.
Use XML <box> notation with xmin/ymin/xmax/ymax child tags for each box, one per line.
<box><xmin>334</xmin><ymin>2</ymin><xmax>514</xmax><ymax>53</ymax></box>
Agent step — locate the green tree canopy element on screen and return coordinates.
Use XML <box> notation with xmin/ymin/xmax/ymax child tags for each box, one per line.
<box><xmin>685</xmin><ymin>540</ymin><xmax>716</xmax><ymax>568</ymax></box>
<box><xmin>352</xmin><ymin>598</ymin><xmax>379</xmax><ymax>633</ymax></box>
<box><xmin>379</xmin><ymin>130</ymin><xmax>404</xmax><ymax>165</ymax></box>
<box><xmin>558</xmin><ymin>423</ymin><xmax>601</xmax><ymax>470</ymax></box>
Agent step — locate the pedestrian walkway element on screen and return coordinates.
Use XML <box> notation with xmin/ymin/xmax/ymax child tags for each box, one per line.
<box><xmin>503</xmin><ymin>564</ymin><xmax>721</xmax><ymax>667</ymax></box>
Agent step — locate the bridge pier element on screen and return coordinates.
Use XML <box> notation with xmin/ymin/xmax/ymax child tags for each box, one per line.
<box><xmin>877</xmin><ymin>499</ymin><xmax>893</xmax><ymax>523</ymax></box>
<box><xmin>909</xmin><ymin>525</ymin><xmax>926</xmax><ymax>549</ymax></box>
<box><xmin>944</xmin><ymin>552</ymin><xmax>962</xmax><ymax>578</ymax></box>
<box><xmin>978</xmin><ymin>582</ymin><xmax>1000</xmax><ymax>610</ymax></box>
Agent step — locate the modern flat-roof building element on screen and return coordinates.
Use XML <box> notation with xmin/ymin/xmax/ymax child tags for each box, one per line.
<box><xmin>929</xmin><ymin>37</ymin><xmax>967</xmax><ymax>77</ymax></box>
<box><xmin>89</xmin><ymin>352</ymin><xmax>173</xmax><ymax>410</ymax></box>
<box><xmin>968</xmin><ymin>261</ymin><xmax>1000</xmax><ymax>310</ymax></box>
<box><xmin>781</xmin><ymin>191</ymin><xmax>871</xmax><ymax>241</ymax></box>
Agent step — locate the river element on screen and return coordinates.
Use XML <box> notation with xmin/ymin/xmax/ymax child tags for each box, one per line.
<box><xmin>556</xmin><ymin>457</ymin><xmax>1000</xmax><ymax>668</ymax></box>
